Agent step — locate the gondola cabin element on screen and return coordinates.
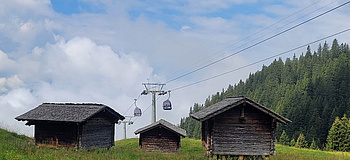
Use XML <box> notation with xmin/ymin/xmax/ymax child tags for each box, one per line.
<box><xmin>15</xmin><ymin>103</ymin><xmax>125</xmax><ymax>149</ymax></box>
<box><xmin>191</xmin><ymin>96</ymin><xmax>291</xmax><ymax>159</ymax></box>
<box><xmin>163</xmin><ymin>100</ymin><xmax>172</xmax><ymax>110</ymax></box>
<box><xmin>134</xmin><ymin>107</ymin><xmax>142</xmax><ymax>117</ymax></box>
<box><xmin>134</xmin><ymin>119</ymin><xmax>186</xmax><ymax>152</ymax></box>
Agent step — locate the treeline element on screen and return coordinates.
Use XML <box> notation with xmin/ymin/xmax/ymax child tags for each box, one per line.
<box><xmin>180</xmin><ymin>39</ymin><xmax>350</xmax><ymax>149</ymax></box>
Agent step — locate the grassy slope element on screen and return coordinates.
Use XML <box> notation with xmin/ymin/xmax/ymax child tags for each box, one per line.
<box><xmin>1</xmin><ymin>128</ymin><xmax>349</xmax><ymax>160</ymax></box>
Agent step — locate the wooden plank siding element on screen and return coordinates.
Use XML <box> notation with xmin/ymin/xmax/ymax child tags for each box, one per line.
<box><xmin>211</xmin><ymin>104</ymin><xmax>275</xmax><ymax>156</ymax></box>
<box><xmin>16</xmin><ymin>103</ymin><xmax>125</xmax><ymax>150</ymax></box>
<box><xmin>35</xmin><ymin>122</ymin><xmax>78</xmax><ymax>147</ymax></box>
<box><xmin>139</xmin><ymin>126</ymin><xmax>180</xmax><ymax>152</ymax></box>
<box><xmin>191</xmin><ymin>97</ymin><xmax>290</xmax><ymax>157</ymax></box>
<box><xmin>81</xmin><ymin>113</ymin><xmax>115</xmax><ymax>149</ymax></box>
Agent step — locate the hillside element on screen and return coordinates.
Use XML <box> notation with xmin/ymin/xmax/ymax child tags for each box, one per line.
<box><xmin>180</xmin><ymin>39</ymin><xmax>350</xmax><ymax>149</ymax></box>
<box><xmin>1</xmin><ymin>128</ymin><xmax>350</xmax><ymax>159</ymax></box>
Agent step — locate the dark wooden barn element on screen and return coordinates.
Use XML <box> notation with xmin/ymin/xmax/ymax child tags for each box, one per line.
<box><xmin>15</xmin><ymin>103</ymin><xmax>125</xmax><ymax>149</ymax></box>
<box><xmin>134</xmin><ymin>119</ymin><xmax>186</xmax><ymax>152</ymax></box>
<box><xmin>191</xmin><ymin>96</ymin><xmax>291</xmax><ymax>159</ymax></box>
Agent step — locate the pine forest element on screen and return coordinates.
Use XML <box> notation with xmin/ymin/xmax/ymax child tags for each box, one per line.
<box><xmin>180</xmin><ymin>39</ymin><xmax>350</xmax><ymax>150</ymax></box>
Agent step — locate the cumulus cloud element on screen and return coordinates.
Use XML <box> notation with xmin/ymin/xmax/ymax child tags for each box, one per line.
<box><xmin>1</xmin><ymin>0</ymin><xmax>350</xmax><ymax>139</ymax></box>
<box><xmin>0</xmin><ymin>36</ymin><xmax>154</xmax><ymax>137</ymax></box>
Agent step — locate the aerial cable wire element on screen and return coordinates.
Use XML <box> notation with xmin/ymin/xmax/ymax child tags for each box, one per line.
<box><xmin>169</xmin><ymin>28</ymin><xmax>350</xmax><ymax>91</ymax></box>
<box><xmin>127</xmin><ymin>95</ymin><xmax>162</xmax><ymax>130</ymax></box>
<box><xmin>164</xmin><ymin>1</ymin><xmax>350</xmax><ymax>84</ymax></box>
<box><xmin>124</xmin><ymin>0</ymin><xmax>340</xmax><ymax>117</ymax></box>
<box><xmin>164</xmin><ymin>0</ymin><xmax>325</xmax><ymax>81</ymax></box>
<box><xmin>123</xmin><ymin>94</ymin><xmax>141</xmax><ymax>115</ymax></box>
<box><xmin>225</xmin><ymin>0</ymin><xmax>339</xmax><ymax>55</ymax></box>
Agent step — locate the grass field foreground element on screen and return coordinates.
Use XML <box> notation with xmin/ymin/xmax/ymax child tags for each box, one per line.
<box><xmin>1</xmin><ymin>128</ymin><xmax>350</xmax><ymax>160</ymax></box>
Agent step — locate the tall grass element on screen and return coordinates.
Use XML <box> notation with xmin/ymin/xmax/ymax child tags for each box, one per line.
<box><xmin>1</xmin><ymin>128</ymin><xmax>350</xmax><ymax>160</ymax></box>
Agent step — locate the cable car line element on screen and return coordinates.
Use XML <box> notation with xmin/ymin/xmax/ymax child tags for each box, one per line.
<box><xmin>169</xmin><ymin>28</ymin><xmax>350</xmax><ymax>91</ymax></box>
<box><xmin>123</xmin><ymin>94</ymin><xmax>141</xmax><ymax>115</ymax></box>
<box><xmin>127</xmin><ymin>95</ymin><xmax>162</xmax><ymax>130</ymax></box>
<box><xmin>124</xmin><ymin>0</ymin><xmax>338</xmax><ymax>116</ymax></box>
<box><xmin>163</xmin><ymin>0</ymin><xmax>326</xmax><ymax>81</ymax></box>
<box><xmin>164</xmin><ymin>1</ymin><xmax>350</xmax><ymax>84</ymax></box>
<box><xmin>224</xmin><ymin>0</ymin><xmax>339</xmax><ymax>59</ymax></box>
<box><xmin>121</xmin><ymin>1</ymin><xmax>350</xmax><ymax>133</ymax></box>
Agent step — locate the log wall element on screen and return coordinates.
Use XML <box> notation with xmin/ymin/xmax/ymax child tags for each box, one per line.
<box><xmin>81</xmin><ymin>112</ymin><xmax>115</xmax><ymax>149</ymax></box>
<box><xmin>35</xmin><ymin>122</ymin><xmax>78</xmax><ymax>147</ymax></box>
<box><xmin>211</xmin><ymin>104</ymin><xmax>275</xmax><ymax>155</ymax></box>
<box><xmin>139</xmin><ymin>126</ymin><xmax>180</xmax><ymax>152</ymax></box>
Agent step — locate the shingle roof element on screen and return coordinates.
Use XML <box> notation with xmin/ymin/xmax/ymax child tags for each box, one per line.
<box><xmin>190</xmin><ymin>96</ymin><xmax>291</xmax><ymax>124</ymax></box>
<box><xmin>134</xmin><ymin>119</ymin><xmax>187</xmax><ymax>137</ymax></box>
<box><xmin>15</xmin><ymin>103</ymin><xmax>125</xmax><ymax>124</ymax></box>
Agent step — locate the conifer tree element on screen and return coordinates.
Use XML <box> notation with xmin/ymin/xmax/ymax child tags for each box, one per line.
<box><xmin>279</xmin><ymin>130</ymin><xmax>289</xmax><ymax>145</ymax></box>
<box><xmin>290</xmin><ymin>139</ymin><xmax>296</xmax><ymax>147</ymax></box>
<box><xmin>310</xmin><ymin>139</ymin><xmax>318</xmax><ymax>150</ymax></box>
<box><xmin>326</xmin><ymin>115</ymin><xmax>350</xmax><ymax>151</ymax></box>
<box><xmin>295</xmin><ymin>133</ymin><xmax>308</xmax><ymax>148</ymax></box>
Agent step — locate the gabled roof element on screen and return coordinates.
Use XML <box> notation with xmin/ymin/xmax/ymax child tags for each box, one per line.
<box><xmin>134</xmin><ymin>119</ymin><xmax>187</xmax><ymax>137</ymax></box>
<box><xmin>190</xmin><ymin>96</ymin><xmax>291</xmax><ymax>124</ymax></box>
<box><xmin>15</xmin><ymin>103</ymin><xmax>125</xmax><ymax>125</ymax></box>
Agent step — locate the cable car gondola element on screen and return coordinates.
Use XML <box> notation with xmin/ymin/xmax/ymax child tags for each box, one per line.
<box><xmin>163</xmin><ymin>91</ymin><xmax>172</xmax><ymax>110</ymax></box>
<box><xmin>133</xmin><ymin>99</ymin><xmax>142</xmax><ymax>116</ymax></box>
<box><xmin>163</xmin><ymin>99</ymin><xmax>172</xmax><ymax>110</ymax></box>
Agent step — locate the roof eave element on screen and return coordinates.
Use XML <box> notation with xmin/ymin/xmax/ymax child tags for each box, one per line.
<box><xmin>82</xmin><ymin>106</ymin><xmax>125</xmax><ymax>123</ymax></box>
<box><xmin>190</xmin><ymin>97</ymin><xmax>291</xmax><ymax>125</ymax></box>
<box><xmin>190</xmin><ymin>100</ymin><xmax>245</xmax><ymax>122</ymax></box>
<box><xmin>244</xmin><ymin>99</ymin><xmax>291</xmax><ymax>125</ymax></box>
<box><xmin>134</xmin><ymin>120</ymin><xmax>186</xmax><ymax>137</ymax></box>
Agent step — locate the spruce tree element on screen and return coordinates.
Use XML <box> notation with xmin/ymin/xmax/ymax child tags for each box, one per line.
<box><xmin>326</xmin><ymin>116</ymin><xmax>340</xmax><ymax>151</ymax></box>
<box><xmin>296</xmin><ymin>133</ymin><xmax>308</xmax><ymax>148</ymax></box>
<box><xmin>290</xmin><ymin>139</ymin><xmax>296</xmax><ymax>147</ymax></box>
<box><xmin>310</xmin><ymin>139</ymin><xmax>318</xmax><ymax>150</ymax></box>
<box><xmin>326</xmin><ymin>115</ymin><xmax>350</xmax><ymax>151</ymax></box>
<box><xmin>279</xmin><ymin>130</ymin><xmax>289</xmax><ymax>145</ymax></box>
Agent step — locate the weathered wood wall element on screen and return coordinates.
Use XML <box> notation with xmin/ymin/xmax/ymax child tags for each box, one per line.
<box><xmin>139</xmin><ymin>126</ymin><xmax>180</xmax><ymax>152</ymax></box>
<box><xmin>211</xmin><ymin>104</ymin><xmax>275</xmax><ymax>156</ymax></box>
<box><xmin>35</xmin><ymin>122</ymin><xmax>78</xmax><ymax>147</ymax></box>
<box><xmin>81</xmin><ymin>112</ymin><xmax>114</xmax><ymax>149</ymax></box>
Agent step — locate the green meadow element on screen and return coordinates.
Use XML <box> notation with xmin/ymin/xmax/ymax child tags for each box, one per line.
<box><xmin>1</xmin><ymin>128</ymin><xmax>349</xmax><ymax>160</ymax></box>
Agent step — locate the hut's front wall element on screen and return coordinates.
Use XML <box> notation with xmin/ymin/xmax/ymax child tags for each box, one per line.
<box><xmin>140</xmin><ymin>126</ymin><xmax>180</xmax><ymax>152</ymax></box>
<box><xmin>35</xmin><ymin>122</ymin><xmax>78</xmax><ymax>147</ymax></box>
<box><xmin>212</xmin><ymin>104</ymin><xmax>275</xmax><ymax>156</ymax></box>
<box><xmin>81</xmin><ymin>113</ymin><xmax>115</xmax><ymax>149</ymax></box>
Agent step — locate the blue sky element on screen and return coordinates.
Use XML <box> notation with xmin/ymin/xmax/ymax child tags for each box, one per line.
<box><xmin>0</xmin><ymin>0</ymin><xmax>350</xmax><ymax>139</ymax></box>
<box><xmin>51</xmin><ymin>0</ymin><xmax>106</xmax><ymax>14</ymax></box>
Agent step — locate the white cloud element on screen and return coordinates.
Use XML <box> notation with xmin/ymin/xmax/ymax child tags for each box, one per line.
<box><xmin>176</xmin><ymin>0</ymin><xmax>257</xmax><ymax>14</ymax></box>
<box><xmin>0</xmin><ymin>50</ymin><xmax>16</xmax><ymax>70</ymax></box>
<box><xmin>0</xmin><ymin>78</ymin><xmax>7</xmax><ymax>92</ymax></box>
<box><xmin>180</xmin><ymin>25</ymin><xmax>191</xmax><ymax>32</ymax></box>
<box><xmin>1</xmin><ymin>0</ymin><xmax>350</xmax><ymax>139</ymax></box>
<box><xmin>5</xmin><ymin>75</ymin><xmax>23</xmax><ymax>89</ymax></box>
<box><xmin>0</xmin><ymin>88</ymin><xmax>35</xmax><ymax>109</ymax></box>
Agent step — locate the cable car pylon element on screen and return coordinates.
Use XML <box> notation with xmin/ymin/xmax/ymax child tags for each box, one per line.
<box><xmin>141</xmin><ymin>82</ymin><xmax>167</xmax><ymax>123</ymax></box>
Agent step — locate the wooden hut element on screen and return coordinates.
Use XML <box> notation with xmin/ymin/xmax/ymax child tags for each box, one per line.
<box><xmin>15</xmin><ymin>103</ymin><xmax>125</xmax><ymax>149</ymax></box>
<box><xmin>191</xmin><ymin>96</ymin><xmax>291</xmax><ymax>159</ymax></box>
<box><xmin>134</xmin><ymin>119</ymin><xmax>186</xmax><ymax>152</ymax></box>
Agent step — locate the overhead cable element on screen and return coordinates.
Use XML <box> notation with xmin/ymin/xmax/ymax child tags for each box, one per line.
<box><xmin>164</xmin><ymin>0</ymin><xmax>325</xmax><ymax>81</ymax></box>
<box><xmin>164</xmin><ymin>1</ymin><xmax>350</xmax><ymax>84</ymax></box>
<box><xmin>169</xmin><ymin>28</ymin><xmax>350</xmax><ymax>91</ymax></box>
